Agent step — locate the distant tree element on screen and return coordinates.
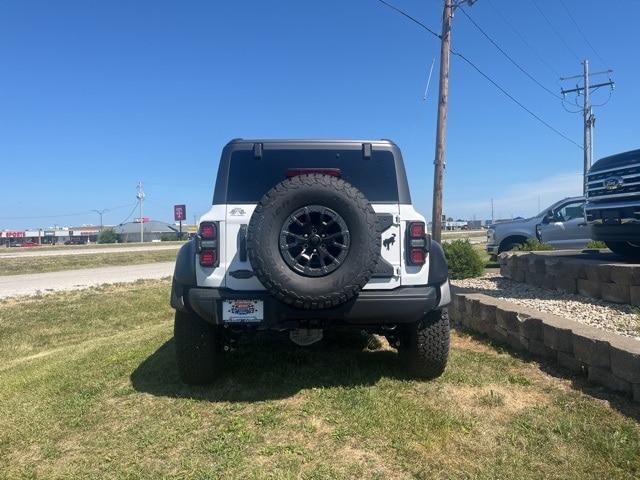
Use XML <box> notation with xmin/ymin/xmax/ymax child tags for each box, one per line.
<box><xmin>98</xmin><ymin>228</ymin><xmax>118</xmax><ymax>244</ymax></box>
<box><xmin>446</xmin><ymin>217</ymin><xmax>454</xmax><ymax>222</ymax></box>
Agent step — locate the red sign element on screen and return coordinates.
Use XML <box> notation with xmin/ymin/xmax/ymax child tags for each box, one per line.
<box><xmin>174</xmin><ymin>204</ymin><xmax>186</xmax><ymax>222</ymax></box>
<box><xmin>1</xmin><ymin>231</ymin><xmax>25</xmax><ymax>238</ymax></box>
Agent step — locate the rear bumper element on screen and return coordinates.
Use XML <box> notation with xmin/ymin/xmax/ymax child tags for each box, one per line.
<box><xmin>172</xmin><ymin>281</ymin><xmax>450</xmax><ymax>329</ymax></box>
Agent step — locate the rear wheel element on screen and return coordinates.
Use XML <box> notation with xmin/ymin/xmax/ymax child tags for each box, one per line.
<box><xmin>399</xmin><ymin>309</ymin><xmax>450</xmax><ymax>379</ymax></box>
<box><xmin>605</xmin><ymin>241</ymin><xmax>640</xmax><ymax>261</ymax></box>
<box><xmin>174</xmin><ymin>310</ymin><xmax>221</xmax><ymax>385</ymax></box>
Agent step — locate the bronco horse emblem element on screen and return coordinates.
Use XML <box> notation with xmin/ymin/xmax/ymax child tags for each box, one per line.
<box><xmin>383</xmin><ymin>233</ymin><xmax>396</xmax><ymax>251</ymax></box>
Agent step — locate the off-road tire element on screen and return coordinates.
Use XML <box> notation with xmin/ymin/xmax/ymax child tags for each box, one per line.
<box><xmin>605</xmin><ymin>241</ymin><xmax>640</xmax><ymax>261</ymax></box>
<box><xmin>174</xmin><ymin>310</ymin><xmax>221</xmax><ymax>385</ymax></box>
<box><xmin>400</xmin><ymin>309</ymin><xmax>450</xmax><ymax>379</ymax></box>
<box><xmin>247</xmin><ymin>174</ymin><xmax>381</xmax><ymax>309</ymax></box>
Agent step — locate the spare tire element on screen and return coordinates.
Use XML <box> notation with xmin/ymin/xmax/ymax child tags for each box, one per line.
<box><xmin>247</xmin><ymin>173</ymin><xmax>381</xmax><ymax>309</ymax></box>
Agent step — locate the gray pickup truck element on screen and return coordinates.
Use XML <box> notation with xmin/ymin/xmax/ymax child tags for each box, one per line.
<box><xmin>486</xmin><ymin>196</ymin><xmax>591</xmax><ymax>256</ymax></box>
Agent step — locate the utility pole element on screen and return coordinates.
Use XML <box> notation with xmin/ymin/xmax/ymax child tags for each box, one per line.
<box><xmin>431</xmin><ymin>0</ymin><xmax>476</xmax><ymax>243</ymax></box>
<box><xmin>490</xmin><ymin>198</ymin><xmax>494</xmax><ymax>225</ymax></box>
<box><xmin>561</xmin><ymin>60</ymin><xmax>614</xmax><ymax>194</ymax></box>
<box><xmin>431</xmin><ymin>0</ymin><xmax>453</xmax><ymax>244</ymax></box>
<box><xmin>136</xmin><ymin>182</ymin><xmax>145</xmax><ymax>243</ymax></box>
<box><xmin>92</xmin><ymin>209</ymin><xmax>108</xmax><ymax>231</ymax></box>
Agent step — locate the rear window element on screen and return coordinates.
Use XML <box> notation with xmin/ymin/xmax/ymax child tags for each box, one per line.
<box><xmin>225</xmin><ymin>149</ymin><xmax>399</xmax><ymax>203</ymax></box>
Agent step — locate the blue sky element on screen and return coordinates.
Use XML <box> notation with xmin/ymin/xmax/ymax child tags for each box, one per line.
<box><xmin>1</xmin><ymin>0</ymin><xmax>637</xmax><ymax>229</ymax></box>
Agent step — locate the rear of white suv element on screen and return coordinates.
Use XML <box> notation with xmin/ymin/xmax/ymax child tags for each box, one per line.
<box><xmin>170</xmin><ymin>139</ymin><xmax>450</xmax><ymax>384</ymax></box>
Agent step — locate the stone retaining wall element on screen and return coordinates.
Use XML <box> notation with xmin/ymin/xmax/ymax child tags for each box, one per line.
<box><xmin>499</xmin><ymin>251</ymin><xmax>640</xmax><ymax>305</ymax></box>
<box><xmin>449</xmin><ymin>289</ymin><xmax>640</xmax><ymax>403</ymax></box>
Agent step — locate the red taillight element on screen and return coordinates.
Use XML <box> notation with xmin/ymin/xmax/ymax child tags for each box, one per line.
<box><xmin>286</xmin><ymin>168</ymin><xmax>341</xmax><ymax>178</ymax></box>
<box><xmin>200</xmin><ymin>222</ymin><xmax>216</xmax><ymax>239</ymax></box>
<box><xmin>199</xmin><ymin>249</ymin><xmax>217</xmax><ymax>267</ymax></box>
<box><xmin>409</xmin><ymin>222</ymin><xmax>425</xmax><ymax>238</ymax></box>
<box><xmin>410</xmin><ymin>248</ymin><xmax>425</xmax><ymax>265</ymax></box>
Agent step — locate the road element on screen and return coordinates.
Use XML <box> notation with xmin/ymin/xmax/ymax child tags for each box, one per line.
<box><xmin>0</xmin><ymin>244</ymin><xmax>181</xmax><ymax>259</ymax></box>
<box><xmin>0</xmin><ymin>262</ymin><xmax>174</xmax><ymax>299</ymax></box>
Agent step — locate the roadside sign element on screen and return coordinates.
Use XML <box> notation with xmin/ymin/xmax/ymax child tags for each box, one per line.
<box><xmin>174</xmin><ymin>204</ymin><xmax>186</xmax><ymax>222</ymax></box>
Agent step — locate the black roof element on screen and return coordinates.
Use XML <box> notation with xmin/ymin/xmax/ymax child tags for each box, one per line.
<box><xmin>212</xmin><ymin>139</ymin><xmax>412</xmax><ymax>204</ymax></box>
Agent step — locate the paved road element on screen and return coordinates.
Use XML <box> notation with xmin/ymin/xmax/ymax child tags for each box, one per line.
<box><xmin>0</xmin><ymin>262</ymin><xmax>174</xmax><ymax>299</ymax></box>
<box><xmin>0</xmin><ymin>244</ymin><xmax>181</xmax><ymax>259</ymax></box>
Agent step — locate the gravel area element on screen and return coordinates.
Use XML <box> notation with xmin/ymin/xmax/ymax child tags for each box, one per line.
<box><xmin>452</xmin><ymin>273</ymin><xmax>640</xmax><ymax>340</ymax></box>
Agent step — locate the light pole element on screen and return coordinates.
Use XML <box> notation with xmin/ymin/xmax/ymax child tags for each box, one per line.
<box><xmin>92</xmin><ymin>209</ymin><xmax>109</xmax><ymax>231</ymax></box>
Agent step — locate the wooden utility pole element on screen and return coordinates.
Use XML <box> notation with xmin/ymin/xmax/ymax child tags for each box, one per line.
<box><xmin>431</xmin><ymin>0</ymin><xmax>453</xmax><ymax>243</ymax></box>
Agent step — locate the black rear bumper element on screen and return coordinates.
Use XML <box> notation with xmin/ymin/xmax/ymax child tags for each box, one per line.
<box><xmin>171</xmin><ymin>282</ymin><xmax>449</xmax><ymax>329</ymax></box>
<box><xmin>590</xmin><ymin>223</ymin><xmax>640</xmax><ymax>242</ymax></box>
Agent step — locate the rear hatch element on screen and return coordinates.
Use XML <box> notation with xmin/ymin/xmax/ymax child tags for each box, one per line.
<box><xmin>221</xmin><ymin>144</ymin><xmax>402</xmax><ymax>291</ymax></box>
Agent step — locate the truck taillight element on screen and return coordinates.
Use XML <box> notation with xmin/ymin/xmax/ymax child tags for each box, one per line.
<box><xmin>199</xmin><ymin>249</ymin><xmax>217</xmax><ymax>267</ymax></box>
<box><xmin>406</xmin><ymin>221</ymin><xmax>428</xmax><ymax>266</ymax></box>
<box><xmin>198</xmin><ymin>221</ymin><xmax>219</xmax><ymax>268</ymax></box>
<box><xmin>199</xmin><ymin>222</ymin><xmax>217</xmax><ymax>239</ymax></box>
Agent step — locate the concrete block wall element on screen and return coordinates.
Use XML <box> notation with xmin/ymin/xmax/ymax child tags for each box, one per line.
<box><xmin>499</xmin><ymin>252</ymin><xmax>640</xmax><ymax>305</ymax></box>
<box><xmin>449</xmin><ymin>289</ymin><xmax>640</xmax><ymax>403</ymax></box>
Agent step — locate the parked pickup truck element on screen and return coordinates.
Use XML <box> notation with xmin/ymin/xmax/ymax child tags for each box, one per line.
<box><xmin>486</xmin><ymin>196</ymin><xmax>590</xmax><ymax>256</ymax></box>
<box><xmin>585</xmin><ymin>148</ymin><xmax>640</xmax><ymax>260</ymax></box>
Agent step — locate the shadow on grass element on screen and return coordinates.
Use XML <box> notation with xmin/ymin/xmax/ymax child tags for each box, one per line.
<box><xmin>454</xmin><ymin>327</ymin><xmax>640</xmax><ymax>422</ymax></box>
<box><xmin>131</xmin><ymin>333</ymin><xmax>405</xmax><ymax>402</ymax></box>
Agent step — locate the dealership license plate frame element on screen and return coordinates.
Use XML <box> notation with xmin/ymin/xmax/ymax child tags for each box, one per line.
<box><xmin>222</xmin><ymin>299</ymin><xmax>264</xmax><ymax>323</ymax></box>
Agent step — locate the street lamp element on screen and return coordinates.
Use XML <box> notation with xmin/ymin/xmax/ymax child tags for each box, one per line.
<box><xmin>92</xmin><ymin>209</ymin><xmax>109</xmax><ymax>231</ymax></box>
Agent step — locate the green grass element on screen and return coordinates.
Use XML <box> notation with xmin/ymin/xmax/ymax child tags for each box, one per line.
<box><xmin>0</xmin><ymin>250</ymin><xmax>177</xmax><ymax>276</ymax></box>
<box><xmin>0</xmin><ymin>280</ymin><xmax>638</xmax><ymax>479</ymax></box>
<box><xmin>1</xmin><ymin>240</ymin><xmax>185</xmax><ymax>253</ymax></box>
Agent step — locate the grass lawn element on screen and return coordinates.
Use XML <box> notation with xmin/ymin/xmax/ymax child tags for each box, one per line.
<box><xmin>1</xmin><ymin>280</ymin><xmax>639</xmax><ymax>479</ymax></box>
<box><xmin>0</xmin><ymin>250</ymin><xmax>177</xmax><ymax>276</ymax></box>
<box><xmin>1</xmin><ymin>241</ymin><xmax>185</xmax><ymax>253</ymax></box>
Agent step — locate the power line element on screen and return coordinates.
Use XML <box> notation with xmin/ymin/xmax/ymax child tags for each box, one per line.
<box><xmin>530</xmin><ymin>0</ymin><xmax>581</xmax><ymax>62</ymax></box>
<box><xmin>458</xmin><ymin>5</ymin><xmax>562</xmax><ymax>100</ymax></box>
<box><xmin>451</xmin><ymin>50</ymin><xmax>582</xmax><ymax>149</ymax></box>
<box><xmin>375</xmin><ymin>0</ymin><xmax>440</xmax><ymax>39</ymax></box>
<box><xmin>374</xmin><ymin>0</ymin><xmax>582</xmax><ymax>149</ymax></box>
<box><xmin>558</xmin><ymin>0</ymin><xmax>609</xmax><ymax>68</ymax></box>
<box><xmin>116</xmin><ymin>201</ymin><xmax>140</xmax><ymax>226</ymax></box>
<box><xmin>0</xmin><ymin>203</ymin><xmax>137</xmax><ymax>221</ymax></box>
<box><xmin>485</xmin><ymin>0</ymin><xmax>561</xmax><ymax>78</ymax></box>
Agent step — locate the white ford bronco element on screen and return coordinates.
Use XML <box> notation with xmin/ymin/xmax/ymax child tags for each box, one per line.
<box><xmin>170</xmin><ymin>139</ymin><xmax>451</xmax><ymax>384</ymax></box>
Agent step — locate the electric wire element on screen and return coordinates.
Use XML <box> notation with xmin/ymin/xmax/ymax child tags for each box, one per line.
<box><xmin>0</xmin><ymin>203</ymin><xmax>137</xmax><ymax>221</ymax></box>
<box><xmin>485</xmin><ymin>0</ymin><xmax>561</xmax><ymax>78</ymax></box>
<box><xmin>451</xmin><ymin>50</ymin><xmax>582</xmax><ymax>149</ymax></box>
<box><xmin>116</xmin><ymin>201</ymin><xmax>140</xmax><ymax>226</ymax></box>
<box><xmin>375</xmin><ymin>0</ymin><xmax>440</xmax><ymax>39</ymax></box>
<box><xmin>458</xmin><ymin>5</ymin><xmax>562</xmax><ymax>100</ymax></box>
<box><xmin>374</xmin><ymin>0</ymin><xmax>582</xmax><ymax>149</ymax></box>
<box><xmin>558</xmin><ymin>0</ymin><xmax>609</xmax><ymax>68</ymax></box>
<box><xmin>530</xmin><ymin>0</ymin><xmax>581</xmax><ymax>62</ymax></box>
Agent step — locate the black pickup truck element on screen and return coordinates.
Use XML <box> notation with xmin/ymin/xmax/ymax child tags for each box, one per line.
<box><xmin>585</xmin><ymin>148</ymin><xmax>640</xmax><ymax>259</ymax></box>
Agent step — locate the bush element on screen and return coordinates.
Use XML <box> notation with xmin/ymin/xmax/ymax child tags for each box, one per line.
<box><xmin>160</xmin><ymin>233</ymin><xmax>178</xmax><ymax>242</ymax></box>
<box><xmin>512</xmin><ymin>239</ymin><xmax>553</xmax><ymax>252</ymax></box>
<box><xmin>442</xmin><ymin>239</ymin><xmax>485</xmax><ymax>279</ymax></box>
<box><xmin>97</xmin><ymin>228</ymin><xmax>118</xmax><ymax>244</ymax></box>
<box><xmin>585</xmin><ymin>240</ymin><xmax>607</xmax><ymax>249</ymax></box>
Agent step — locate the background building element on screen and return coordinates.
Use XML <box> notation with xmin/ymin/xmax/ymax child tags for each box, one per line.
<box><xmin>114</xmin><ymin>220</ymin><xmax>179</xmax><ymax>243</ymax></box>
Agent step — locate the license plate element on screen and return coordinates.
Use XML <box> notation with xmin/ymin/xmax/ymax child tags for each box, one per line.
<box><xmin>222</xmin><ymin>299</ymin><xmax>264</xmax><ymax>323</ymax></box>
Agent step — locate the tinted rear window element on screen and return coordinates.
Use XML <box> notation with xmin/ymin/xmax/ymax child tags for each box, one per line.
<box><xmin>225</xmin><ymin>149</ymin><xmax>399</xmax><ymax>203</ymax></box>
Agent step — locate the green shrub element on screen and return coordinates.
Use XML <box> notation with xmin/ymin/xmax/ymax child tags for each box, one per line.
<box><xmin>442</xmin><ymin>239</ymin><xmax>485</xmax><ymax>279</ymax></box>
<box><xmin>585</xmin><ymin>240</ymin><xmax>607</xmax><ymax>249</ymax></box>
<box><xmin>513</xmin><ymin>239</ymin><xmax>553</xmax><ymax>252</ymax></box>
<box><xmin>97</xmin><ymin>228</ymin><xmax>118</xmax><ymax>244</ymax></box>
